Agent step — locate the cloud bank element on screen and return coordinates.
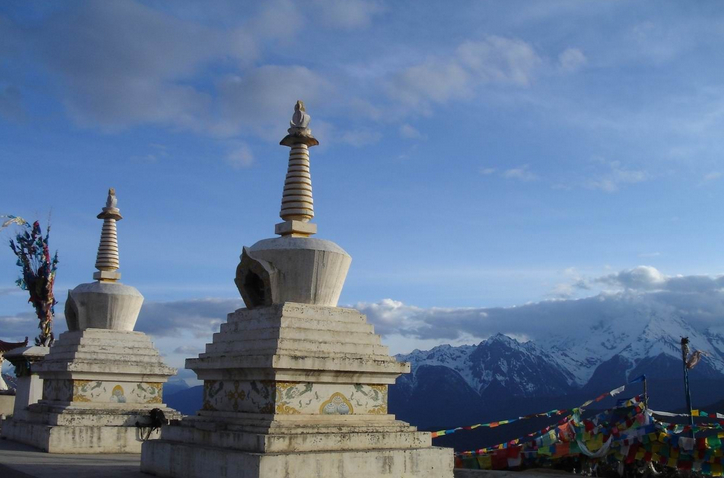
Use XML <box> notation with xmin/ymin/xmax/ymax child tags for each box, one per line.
<box><xmin>2</xmin><ymin>266</ymin><xmax>723</xmax><ymax>364</ymax></box>
<box><xmin>0</xmin><ymin>2</ymin><xmax>585</xmax><ymax>145</ymax></box>
<box><xmin>355</xmin><ymin>266</ymin><xmax>724</xmax><ymax>345</ymax></box>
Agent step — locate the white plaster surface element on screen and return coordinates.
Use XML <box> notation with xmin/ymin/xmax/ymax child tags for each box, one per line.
<box><xmin>1</xmin><ymin>418</ymin><xmax>161</xmax><ymax>453</ymax></box>
<box><xmin>141</xmin><ymin>303</ymin><xmax>453</xmax><ymax>477</ymax></box>
<box><xmin>189</xmin><ymin>303</ymin><xmax>407</xmax><ymax>384</ymax></box>
<box><xmin>2</xmin><ymin>329</ymin><xmax>178</xmax><ymax>453</ymax></box>
<box><xmin>64</xmin><ymin>282</ymin><xmax>143</xmax><ymax>331</ymax></box>
<box><xmin>35</xmin><ymin>329</ymin><xmax>174</xmax><ymax>379</ymax></box>
<box><xmin>4</xmin><ymin>346</ymin><xmax>49</xmax><ymax>418</ymax></box>
<box><xmin>0</xmin><ymin>395</ymin><xmax>14</xmax><ymax>417</ymax></box>
<box><xmin>12</xmin><ymin>376</ymin><xmax>43</xmax><ymax>420</ymax></box>
<box><xmin>236</xmin><ymin>237</ymin><xmax>351</xmax><ymax>308</ymax></box>
<box><xmin>142</xmin><ymin>441</ymin><xmax>454</xmax><ymax>478</ymax></box>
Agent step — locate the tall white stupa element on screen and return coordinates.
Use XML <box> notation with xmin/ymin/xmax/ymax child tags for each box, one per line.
<box><xmin>140</xmin><ymin>102</ymin><xmax>454</xmax><ymax>477</ymax></box>
<box><xmin>1</xmin><ymin>189</ymin><xmax>180</xmax><ymax>453</ymax></box>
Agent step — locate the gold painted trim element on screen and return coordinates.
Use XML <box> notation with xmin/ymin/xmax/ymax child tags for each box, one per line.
<box><xmin>320</xmin><ymin>392</ymin><xmax>354</xmax><ymax>415</ymax></box>
<box><xmin>276</xmin><ymin>403</ymin><xmax>301</xmax><ymax>414</ymax></box>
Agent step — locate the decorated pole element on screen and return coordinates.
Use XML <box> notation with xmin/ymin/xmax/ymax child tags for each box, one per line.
<box><xmin>7</xmin><ymin>217</ymin><xmax>59</xmax><ymax>347</ymax></box>
<box><xmin>681</xmin><ymin>337</ymin><xmax>695</xmax><ymax>437</ymax></box>
<box><xmin>643</xmin><ymin>375</ymin><xmax>649</xmax><ymax>410</ymax></box>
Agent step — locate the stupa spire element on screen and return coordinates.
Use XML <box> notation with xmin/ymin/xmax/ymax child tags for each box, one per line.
<box><xmin>275</xmin><ymin>100</ymin><xmax>319</xmax><ymax>237</ymax></box>
<box><xmin>93</xmin><ymin>188</ymin><xmax>123</xmax><ymax>281</ymax></box>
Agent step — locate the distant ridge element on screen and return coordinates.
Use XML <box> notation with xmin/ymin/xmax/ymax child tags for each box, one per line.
<box><xmin>161</xmin><ymin>309</ymin><xmax>724</xmax><ymax>453</ymax></box>
<box><xmin>397</xmin><ymin>309</ymin><xmax>724</xmax><ymax>393</ymax></box>
<box><xmin>391</xmin><ymin>309</ymin><xmax>724</xmax><ymax>448</ymax></box>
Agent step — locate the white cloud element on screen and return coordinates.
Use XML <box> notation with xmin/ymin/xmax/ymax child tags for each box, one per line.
<box><xmin>0</xmin><ymin>310</ymin><xmax>68</xmax><ymax>343</ymax></box>
<box><xmin>558</xmin><ymin>48</ymin><xmax>587</xmax><ymax>72</ymax></box>
<box><xmin>587</xmin><ymin>160</ymin><xmax>648</xmax><ymax>192</ymax></box>
<box><xmin>703</xmin><ymin>171</ymin><xmax>723</xmax><ymax>182</ymax></box>
<box><xmin>224</xmin><ymin>143</ymin><xmax>254</xmax><ymax>169</ymax></box>
<box><xmin>215</xmin><ymin>66</ymin><xmax>330</xmax><ymax>139</ymax></box>
<box><xmin>1</xmin><ymin>1</ymin><xmax>334</xmax><ymax>139</ymax></box>
<box><xmin>595</xmin><ymin>265</ymin><xmax>667</xmax><ymax>290</ymax></box>
<box><xmin>339</xmin><ymin>128</ymin><xmax>383</xmax><ymax>147</ymax></box>
<box><xmin>130</xmin><ymin>143</ymin><xmax>170</xmax><ymax>163</ymax></box>
<box><xmin>136</xmin><ymin>298</ymin><xmax>241</xmax><ymax>338</ymax></box>
<box><xmin>479</xmin><ymin>167</ymin><xmax>497</xmax><ymax>175</ymax></box>
<box><xmin>502</xmin><ymin>164</ymin><xmax>538</xmax><ymax>181</ymax></box>
<box><xmin>251</xmin><ymin>0</ymin><xmax>303</xmax><ymax>41</ymax></box>
<box><xmin>6</xmin><ymin>267</ymin><xmax>713</xmax><ymax>363</ymax></box>
<box><xmin>355</xmin><ymin>266</ymin><xmax>724</xmax><ymax>347</ymax></box>
<box><xmin>312</xmin><ymin>0</ymin><xmax>385</xmax><ymax>30</ymax></box>
<box><xmin>549</xmin><ymin>282</ymin><xmax>575</xmax><ymax>299</ymax></box>
<box><xmin>399</xmin><ymin>124</ymin><xmax>423</xmax><ymax>140</ymax></box>
<box><xmin>389</xmin><ymin>36</ymin><xmax>542</xmax><ymax>110</ymax></box>
<box><xmin>26</xmin><ymin>0</ymin><xmax>256</xmax><ymax>132</ymax></box>
<box><xmin>457</xmin><ymin>37</ymin><xmax>542</xmax><ymax>86</ymax></box>
<box><xmin>173</xmin><ymin>344</ymin><xmax>203</xmax><ymax>355</ymax></box>
<box><xmin>392</xmin><ymin>59</ymin><xmax>472</xmax><ymax>109</ymax></box>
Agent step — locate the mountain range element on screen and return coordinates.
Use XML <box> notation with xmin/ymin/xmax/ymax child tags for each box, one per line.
<box><xmin>163</xmin><ymin>307</ymin><xmax>724</xmax><ymax>451</ymax></box>
<box><xmin>391</xmin><ymin>307</ymin><xmax>724</xmax><ymax>447</ymax></box>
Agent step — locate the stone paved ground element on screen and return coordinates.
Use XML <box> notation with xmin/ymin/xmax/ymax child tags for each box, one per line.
<box><xmin>0</xmin><ymin>438</ymin><xmax>146</xmax><ymax>478</ymax></box>
<box><xmin>455</xmin><ymin>470</ymin><xmax>572</xmax><ymax>478</ymax></box>
<box><xmin>0</xmin><ymin>436</ymin><xmax>571</xmax><ymax>478</ymax></box>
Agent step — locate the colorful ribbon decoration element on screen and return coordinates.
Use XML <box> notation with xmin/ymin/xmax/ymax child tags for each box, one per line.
<box><xmin>432</xmin><ymin>383</ymin><xmax>630</xmax><ymax>439</ymax></box>
<box><xmin>456</xmin><ymin>395</ymin><xmax>644</xmax><ymax>457</ymax></box>
<box><xmin>454</xmin><ymin>397</ymin><xmax>724</xmax><ymax>475</ymax></box>
<box><xmin>431</xmin><ymin>409</ymin><xmax>570</xmax><ymax>439</ymax></box>
<box><xmin>0</xmin><ymin>215</ymin><xmax>27</xmax><ymax>231</ymax></box>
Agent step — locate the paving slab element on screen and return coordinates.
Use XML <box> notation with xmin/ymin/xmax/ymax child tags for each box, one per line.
<box><xmin>0</xmin><ymin>436</ymin><xmax>572</xmax><ymax>478</ymax></box>
<box><xmin>0</xmin><ymin>438</ymin><xmax>146</xmax><ymax>478</ymax></box>
<box><xmin>454</xmin><ymin>470</ymin><xmax>572</xmax><ymax>477</ymax></box>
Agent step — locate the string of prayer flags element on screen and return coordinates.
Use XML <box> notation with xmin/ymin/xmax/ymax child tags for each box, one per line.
<box><xmin>458</xmin><ymin>396</ymin><xmax>645</xmax><ymax>459</ymax></box>
<box><xmin>457</xmin><ymin>397</ymin><xmax>649</xmax><ymax>468</ymax></box>
<box><xmin>430</xmin><ymin>408</ymin><xmax>569</xmax><ymax>438</ymax></box>
<box><xmin>434</xmin><ymin>383</ymin><xmax>632</xmax><ymax>439</ymax></box>
<box><xmin>0</xmin><ymin>215</ymin><xmax>27</xmax><ymax>231</ymax></box>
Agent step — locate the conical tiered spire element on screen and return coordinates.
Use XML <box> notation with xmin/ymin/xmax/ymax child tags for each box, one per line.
<box><xmin>93</xmin><ymin>188</ymin><xmax>123</xmax><ymax>281</ymax></box>
<box><xmin>275</xmin><ymin>101</ymin><xmax>319</xmax><ymax>237</ymax></box>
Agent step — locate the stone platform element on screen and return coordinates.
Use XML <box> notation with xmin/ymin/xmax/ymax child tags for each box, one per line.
<box><xmin>142</xmin><ymin>441</ymin><xmax>452</xmax><ymax>478</ymax></box>
<box><xmin>0</xmin><ymin>438</ymin><xmax>557</xmax><ymax>478</ymax></box>
<box><xmin>1</xmin><ymin>416</ymin><xmax>165</xmax><ymax>454</ymax></box>
<box><xmin>0</xmin><ymin>438</ymin><xmax>147</xmax><ymax>477</ymax></box>
<box><xmin>141</xmin><ymin>303</ymin><xmax>453</xmax><ymax>477</ymax></box>
<box><xmin>2</xmin><ymin>329</ymin><xmax>179</xmax><ymax>453</ymax></box>
<box><xmin>0</xmin><ymin>394</ymin><xmax>14</xmax><ymax>417</ymax></box>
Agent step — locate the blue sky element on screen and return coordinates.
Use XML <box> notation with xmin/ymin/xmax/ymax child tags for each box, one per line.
<box><xmin>3</xmin><ymin>1</ymin><xmax>724</xmax><ymax>376</ymax></box>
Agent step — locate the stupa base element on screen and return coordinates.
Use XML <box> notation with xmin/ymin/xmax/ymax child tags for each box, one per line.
<box><xmin>0</xmin><ymin>327</ymin><xmax>180</xmax><ymax>453</ymax></box>
<box><xmin>141</xmin><ymin>438</ymin><xmax>453</xmax><ymax>478</ymax></box>
<box><xmin>1</xmin><ymin>416</ymin><xmax>170</xmax><ymax>453</ymax></box>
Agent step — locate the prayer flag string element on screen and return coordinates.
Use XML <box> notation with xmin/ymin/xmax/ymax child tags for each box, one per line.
<box><xmin>432</xmin><ymin>383</ymin><xmax>630</xmax><ymax>439</ymax></box>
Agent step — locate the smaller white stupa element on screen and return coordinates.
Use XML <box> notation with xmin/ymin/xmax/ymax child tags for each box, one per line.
<box><xmin>1</xmin><ymin>189</ymin><xmax>180</xmax><ymax>453</ymax></box>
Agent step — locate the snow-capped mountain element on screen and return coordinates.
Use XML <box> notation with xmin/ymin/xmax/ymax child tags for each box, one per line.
<box><xmin>547</xmin><ymin>306</ymin><xmax>724</xmax><ymax>386</ymax></box>
<box><xmin>394</xmin><ymin>308</ymin><xmax>724</xmax><ymax>405</ymax></box>
<box><xmin>397</xmin><ymin>334</ymin><xmax>575</xmax><ymax>401</ymax></box>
